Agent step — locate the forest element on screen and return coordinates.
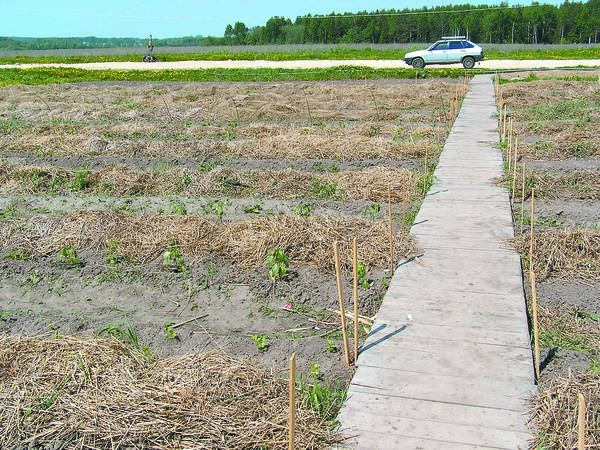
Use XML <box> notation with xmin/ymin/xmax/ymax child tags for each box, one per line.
<box><xmin>226</xmin><ymin>0</ymin><xmax>600</xmax><ymax>45</ymax></box>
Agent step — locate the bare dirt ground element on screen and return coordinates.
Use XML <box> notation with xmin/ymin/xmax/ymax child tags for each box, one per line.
<box><xmin>0</xmin><ymin>78</ymin><xmax>463</xmax><ymax>388</ymax></box>
<box><xmin>2</xmin><ymin>59</ymin><xmax>600</xmax><ymax>71</ymax></box>
<box><xmin>499</xmin><ymin>71</ymin><xmax>600</xmax><ymax>447</ymax></box>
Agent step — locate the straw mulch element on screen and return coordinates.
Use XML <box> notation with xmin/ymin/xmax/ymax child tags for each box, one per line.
<box><xmin>531</xmin><ymin>372</ymin><xmax>600</xmax><ymax>449</ymax></box>
<box><xmin>512</xmin><ymin>230</ymin><xmax>600</xmax><ymax>281</ymax></box>
<box><xmin>0</xmin><ymin>163</ymin><xmax>418</xmax><ymax>203</ymax></box>
<box><xmin>520</xmin><ymin>170</ymin><xmax>600</xmax><ymax>200</ymax></box>
<box><xmin>1</xmin><ymin>212</ymin><xmax>415</xmax><ymax>270</ymax></box>
<box><xmin>0</xmin><ymin>335</ymin><xmax>341</xmax><ymax>449</ymax></box>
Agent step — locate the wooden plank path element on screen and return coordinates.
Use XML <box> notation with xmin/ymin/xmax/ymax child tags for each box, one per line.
<box><xmin>337</xmin><ymin>75</ymin><xmax>536</xmax><ymax>449</ymax></box>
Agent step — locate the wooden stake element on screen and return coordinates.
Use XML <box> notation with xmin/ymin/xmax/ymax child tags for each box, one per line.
<box><xmin>502</xmin><ymin>105</ymin><xmax>507</xmax><ymax>142</ymax></box>
<box><xmin>333</xmin><ymin>241</ymin><xmax>351</xmax><ymax>367</ymax></box>
<box><xmin>520</xmin><ymin>163</ymin><xmax>526</xmax><ymax>233</ymax></box>
<box><xmin>288</xmin><ymin>352</ymin><xmax>296</xmax><ymax>450</ymax></box>
<box><xmin>507</xmin><ymin>117</ymin><xmax>513</xmax><ymax>173</ymax></box>
<box><xmin>352</xmin><ymin>238</ymin><xmax>359</xmax><ymax>364</ymax></box>
<box><xmin>388</xmin><ymin>185</ymin><xmax>394</xmax><ymax>273</ymax></box>
<box><xmin>529</xmin><ymin>189</ymin><xmax>535</xmax><ymax>274</ymax></box>
<box><xmin>511</xmin><ymin>137</ymin><xmax>518</xmax><ymax>203</ymax></box>
<box><xmin>423</xmin><ymin>144</ymin><xmax>429</xmax><ymax>195</ymax></box>
<box><xmin>530</xmin><ymin>270</ymin><xmax>541</xmax><ymax>381</ymax></box>
<box><xmin>578</xmin><ymin>392</ymin><xmax>586</xmax><ymax>450</ymax></box>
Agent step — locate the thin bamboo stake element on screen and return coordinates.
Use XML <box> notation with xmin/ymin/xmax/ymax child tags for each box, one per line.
<box><xmin>288</xmin><ymin>352</ymin><xmax>296</xmax><ymax>450</ymax></box>
<box><xmin>388</xmin><ymin>185</ymin><xmax>394</xmax><ymax>273</ymax></box>
<box><xmin>578</xmin><ymin>392</ymin><xmax>586</xmax><ymax>450</ymax></box>
<box><xmin>502</xmin><ymin>105</ymin><xmax>507</xmax><ymax>142</ymax></box>
<box><xmin>511</xmin><ymin>137</ymin><xmax>518</xmax><ymax>203</ymax></box>
<box><xmin>529</xmin><ymin>189</ymin><xmax>535</xmax><ymax>274</ymax></box>
<box><xmin>508</xmin><ymin>117</ymin><xmax>513</xmax><ymax>173</ymax></box>
<box><xmin>530</xmin><ymin>270</ymin><xmax>541</xmax><ymax>381</ymax></box>
<box><xmin>520</xmin><ymin>163</ymin><xmax>526</xmax><ymax>233</ymax></box>
<box><xmin>352</xmin><ymin>238</ymin><xmax>359</xmax><ymax>364</ymax></box>
<box><xmin>423</xmin><ymin>144</ymin><xmax>429</xmax><ymax>195</ymax></box>
<box><xmin>333</xmin><ymin>241</ymin><xmax>351</xmax><ymax>367</ymax></box>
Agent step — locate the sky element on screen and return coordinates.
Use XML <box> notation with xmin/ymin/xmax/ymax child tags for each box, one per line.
<box><xmin>3</xmin><ymin>0</ymin><xmax>564</xmax><ymax>39</ymax></box>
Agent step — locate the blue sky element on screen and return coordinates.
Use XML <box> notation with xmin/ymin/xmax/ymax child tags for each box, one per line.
<box><xmin>3</xmin><ymin>0</ymin><xmax>563</xmax><ymax>38</ymax></box>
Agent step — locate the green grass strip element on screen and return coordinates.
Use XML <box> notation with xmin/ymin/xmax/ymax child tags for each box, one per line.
<box><xmin>0</xmin><ymin>66</ymin><xmax>476</xmax><ymax>86</ymax></box>
<box><xmin>0</xmin><ymin>47</ymin><xmax>599</xmax><ymax>65</ymax></box>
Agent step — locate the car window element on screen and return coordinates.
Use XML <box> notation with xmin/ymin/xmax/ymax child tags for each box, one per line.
<box><xmin>449</xmin><ymin>41</ymin><xmax>463</xmax><ymax>50</ymax></box>
<box><xmin>432</xmin><ymin>42</ymin><xmax>449</xmax><ymax>51</ymax></box>
<box><xmin>462</xmin><ymin>41</ymin><xmax>474</xmax><ymax>48</ymax></box>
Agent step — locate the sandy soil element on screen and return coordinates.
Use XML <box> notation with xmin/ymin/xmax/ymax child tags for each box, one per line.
<box><xmin>1</xmin><ymin>59</ymin><xmax>599</xmax><ymax>71</ymax></box>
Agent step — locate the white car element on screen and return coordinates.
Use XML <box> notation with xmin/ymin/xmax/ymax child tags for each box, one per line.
<box><xmin>403</xmin><ymin>37</ymin><xmax>484</xmax><ymax>69</ymax></box>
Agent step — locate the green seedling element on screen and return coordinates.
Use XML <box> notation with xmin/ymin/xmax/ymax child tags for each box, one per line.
<box><xmin>363</xmin><ymin>203</ymin><xmax>381</xmax><ymax>220</ymax></box>
<box><xmin>325</xmin><ymin>336</ymin><xmax>338</xmax><ymax>353</ymax></box>
<box><xmin>573</xmin><ymin>306</ymin><xmax>599</xmax><ymax>322</ymax></box>
<box><xmin>309</xmin><ymin>179</ymin><xmax>341</xmax><ymax>200</ymax></box>
<box><xmin>244</xmin><ymin>203</ymin><xmax>263</xmax><ymax>214</ymax></box>
<box><xmin>251</xmin><ymin>334</ymin><xmax>268</xmax><ymax>352</ymax></box>
<box><xmin>298</xmin><ymin>364</ymin><xmax>347</xmax><ymax>421</ymax></box>
<box><xmin>267</xmin><ymin>248</ymin><xmax>289</xmax><ymax>281</ymax></box>
<box><xmin>57</xmin><ymin>245</ymin><xmax>80</xmax><ymax>267</ymax></box>
<box><xmin>163</xmin><ymin>245</ymin><xmax>187</xmax><ymax>273</ymax></box>
<box><xmin>170</xmin><ymin>200</ymin><xmax>188</xmax><ymax>216</ymax></box>
<box><xmin>293</xmin><ymin>203</ymin><xmax>313</xmax><ymax>217</ymax></box>
<box><xmin>105</xmin><ymin>239</ymin><xmax>130</xmax><ymax>266</ymax></box>
<box><xmin>203</xmin><ymin>200</ymin><xmax>227</xmax><ymax>219</ymax></box>
<box><xmin>163</xmin><ymin>323</ymin><xmax>179</xmax><ymax>341</ymax></box>
<box><xmin>0</xmin><ymin>202</ymin><xmax>19</xmax><ymax>220</ymax></box>
<box><xmin>4</xmin><ymin>248</ymin><xmax>28</xmax><ymax>261</ymax></box>
<box><xmin>70</xmin><ymin>169</ymin><xmax>90</xmax><ymax>191</ymax></box>
<box><xmin>198</xmin><ymin>161</ymin><xmax>215</xmax><ymax>173</ymax></box>
<box><xmin>177</xmin><ymin>171</ymin><xmax>192</xmax><ymax>191</ymax></box>
<box><xmin>356</xmin><ymin>261</ymin><xmax>373</xmax><ymax>289</ymax></box>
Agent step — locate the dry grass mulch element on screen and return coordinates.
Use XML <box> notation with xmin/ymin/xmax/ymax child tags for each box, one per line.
<box><xmin>531</xmin><ymin>372</ymin><xmax>600</xmax><ymax>449</ymax></box>
<box><xmin>0</xmin><ymin>211</ymin><xmax>415</xmax><ymax>271</ymax></box>
<box><xmin>0</xmin><ymin>335</ymin><xmax>341</xmax><ymax>449</ymax></box>
<box><xmin>512</xmin><ymin>230</ymin><xmax>600</xmax><ymax>282</ymax></box>
<box><xmin>0</xmin><ymin>163</ymin><xmax>419</xmax><ymax>203</ymax></box>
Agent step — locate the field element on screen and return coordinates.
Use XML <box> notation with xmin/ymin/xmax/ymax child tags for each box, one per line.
<box><xmin>0</xmin><ymin>77</ymin><xmax>465</xmax><ymax>446</ymax></box>
<box><xmin>1</xmin><ymin>43</ymin><xmax>599</xmax><ymax>65</ymax></box>
<box><xmin>498</xmin><ymin>71</ymin><xmax>600</xmax><ymax>448</ymax></box>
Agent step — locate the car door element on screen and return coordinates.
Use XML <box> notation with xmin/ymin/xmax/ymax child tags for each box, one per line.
<box><xmin>447</xmin><ymin>41</ymin><xmax>466</xmax><ymax>64</ymax></box>
<box><xmin>426</xmin><ymin>42</ymin><xmax>448</xmax><ymax>64</ymax></box>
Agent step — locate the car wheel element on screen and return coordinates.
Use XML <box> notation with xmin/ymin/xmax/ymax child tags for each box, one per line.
<box><xmin>412</xmin><ymin>58</ymin><xmax>425</xmax><ymax>69</ymax></box>
<box><xmin>462</xmin><ymin>56</ymin><xmax>475</xmax><ymax>69</ymax></box>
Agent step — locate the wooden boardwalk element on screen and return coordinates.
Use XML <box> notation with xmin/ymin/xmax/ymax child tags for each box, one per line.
<box><xmin>337</xmin><ymin>75</ymin><xmax>535</xmax><ymax>449</ymax></box>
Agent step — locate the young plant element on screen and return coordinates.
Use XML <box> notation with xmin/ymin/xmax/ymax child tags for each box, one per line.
<box><xmin>58</xmin><ymin>245</ymin><xmax>80</xmax><ymax>267</ymax></box>
<box><xmin>203</xmin><ymin>200</ymin><xmax>227</xmax><ymax>220</ymax></box>
<box><xmin>244</xmin><ymin>202</ymin><xmax>263</xmax><ymax>214</ymax></box>
<box><xmin>70</xmin><ymin>169</ymin><xmax>90</xmax><ymax>191</ymax></box>
<box><xmin>293</xmin><ymin>203</ymin><xmax>313</xmax><ymax>217</ymax></box>
<box><xmin>325</xmin><ymin>336</ymin><xmax>338</xmax><ymax>353</ymax></box>
<box><xmin>251</xmin><ymin>334</ymin><xmax>268</xmax><ymax>352</ymax></box>
<box><xmin>170</xmin><ymin>200</ymin><xmax>188</xmax><ymax>216</ymax></box>
<box><xmin>163</xmin><ymin>244</ymin><xmax>187</xmax><ymax>273</ymax></box>
<box><xmin>163</xmin><ymin>323</ymin><xmax>179</xmax><ymax>341</ymax></box>
<box><xmin>198</xmin><ymin>161</ymin><xmax>215</xmax><ymax>173</ymax></box>
<box><xmin>266</xmin><ymin>248</ymin><xmax>289</xmax><ymax>281</ymax></box>
<box><xmin>363</xmin><ymin>203</ymin><xmax>381</xmax><ymax>220</ymax></box>
<box><xmin>105</xmin><ymin>239</ymin><xmax>129</xmax><ymax>266</ymax></box>
<box><xmin>356</xmin><ymin>261</ymin><xmax>373</xmax><ymax>289</ymax></box>
<box><xmin>299</xmin><ymin>363</ymin><xmax>347</xmax><ymax>421</ymax></box>
<box><xmin>3</xmin><ymin>248</ymin><xmax>28</xmax><ymax>261</ymax></box>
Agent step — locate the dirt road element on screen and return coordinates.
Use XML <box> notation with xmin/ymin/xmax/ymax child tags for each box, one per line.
<box><xmin>1</xmin><ymin>59</ymin><xmax>599</xmax><ymax>71</ymax></box>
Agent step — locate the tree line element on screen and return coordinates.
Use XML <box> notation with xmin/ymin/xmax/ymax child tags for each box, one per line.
<box><xmin>225</xmin><ymin>0</ymin><xmax>600</xmax><ymax>45</ymax></box>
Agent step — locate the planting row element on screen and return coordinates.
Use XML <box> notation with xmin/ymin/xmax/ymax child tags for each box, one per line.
<box><xmin>499</xmin><ymin>73</ymin><xmax>600</xmax><ymax>448</ymax></box>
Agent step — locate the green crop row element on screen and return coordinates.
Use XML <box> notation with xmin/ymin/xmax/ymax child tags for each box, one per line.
<box><xmin>0</xmin><ymin>66</ymin><xmax>475</xmax><ymax>87</ymax></box>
